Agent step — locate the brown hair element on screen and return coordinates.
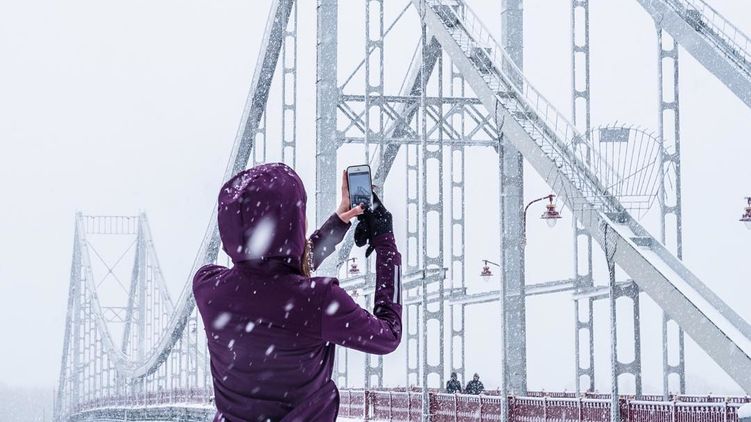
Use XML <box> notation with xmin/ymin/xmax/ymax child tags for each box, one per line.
<box><xmin>301</xmin><ymin>239</ymin><xmax>313</xmax><ymax>277</ymax></box>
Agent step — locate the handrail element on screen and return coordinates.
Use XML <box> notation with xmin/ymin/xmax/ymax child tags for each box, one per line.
<box><xmin>664</xmin><ymin>0</ymin><xmax>751</xmax><ymax>72</ymax></box>
<box><xmin>335</xmin><ymin>389</ymin><xmax>750</xmax><ymax>422</ymax></box>
<box><xmin>66</xmin><ymin>388</ymin><xmax>751</xmax><ymax>421</ymax></box>
<box><xmin>426</xmin><ymin>0</ymin><xmax>624</xmax><ymax>215</ymax></box>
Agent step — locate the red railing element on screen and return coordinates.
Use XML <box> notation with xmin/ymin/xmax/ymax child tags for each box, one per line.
<box><xmin>68</xmin><ymin>388</ymin><xmax>751</xmax><ymax>421</ymax></box>
<box><xmin>339</xmin><ymin>389</ymin><xmax>751</xmax><ymax>422</ymax></box>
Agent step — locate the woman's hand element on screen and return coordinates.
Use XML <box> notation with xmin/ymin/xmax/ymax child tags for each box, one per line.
<box><xmin>337</xmin><ymin>170</ymin><xmax>365</xmax><ymax>223</ymax></box>
<box><xmin>354</xmin><ymin>191</ymin><xmax>392</xmax><ymax>257</ymax></box>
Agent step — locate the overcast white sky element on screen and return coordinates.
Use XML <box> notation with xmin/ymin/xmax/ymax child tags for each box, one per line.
<box><xmin>1</xmin><ymin>0</ymin><xmax>750</xmax><ymax>409</ymax></box>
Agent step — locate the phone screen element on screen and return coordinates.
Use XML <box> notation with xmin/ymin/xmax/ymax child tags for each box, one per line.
<box><xmin>347</xmin><ymin>166</ymin><xmax>372</xmax><ymax>209</ymax></box>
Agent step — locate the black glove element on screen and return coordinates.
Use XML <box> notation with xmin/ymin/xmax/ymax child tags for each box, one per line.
<box><xmin>354</xmin><ymin>192</ymin><xmax>393</xmax><ymax>258</ymax></box>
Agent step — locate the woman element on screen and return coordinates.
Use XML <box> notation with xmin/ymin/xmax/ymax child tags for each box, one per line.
<box><xmin>193</xmin><ymin>163</ymin><xmax>402</xmax><ymax>422</ymax></box>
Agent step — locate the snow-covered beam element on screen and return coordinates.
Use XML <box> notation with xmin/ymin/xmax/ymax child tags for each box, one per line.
<box><xmin>635</xmin><ymin>0</ymin><xmax>751</xmax><ymax>108</ymax></box>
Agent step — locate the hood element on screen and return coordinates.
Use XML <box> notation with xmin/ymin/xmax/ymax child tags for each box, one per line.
<box><xmin>217</xmin><ymin>163</ymin><xmax>307</xmax><ymax>265</ymax></box>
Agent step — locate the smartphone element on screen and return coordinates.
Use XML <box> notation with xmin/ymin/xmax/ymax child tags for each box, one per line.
<box><xmin>346</xmin><ymin>164</ymin><xmax>373</xmax><ymax>210</ymax></box>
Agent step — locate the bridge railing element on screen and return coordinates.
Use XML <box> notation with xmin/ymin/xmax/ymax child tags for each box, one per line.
<box><xmin>339</xmin><ymin>389</ymin><xmax>751</xmax><ymax>422</ymax></box>
<box><xmin>64</xmin><ymin>388</ymin><xmax>751</xmax><ymax>421</ymax></box>
<box><xmin>523</xmin><ymin>391</ymin><xmax>751</xmax><ymax>404</ymax></box>
<box><xmin>664</xmin><ymin>0</ymin><xmax>751</xmax><ymax>69</ymax></box>
<box><xmin>71</xmin><ymin>388</ymin><xmax>213</xmax><ymax>415</ymax></box>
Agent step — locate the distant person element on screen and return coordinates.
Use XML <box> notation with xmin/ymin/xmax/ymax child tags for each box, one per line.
<box><xmin>465</xmin><ymin>373</ymin><xmax>485</xmax><ymax>395</ymax></box>
<box><xmin>193</xmin><ymin>163</ymin><xmax>402</xmax><ymax>422</ymax></box>
<box><xmin>446</xmin><ymin>372</ymin><xmax>463</xmax><ymax>394</ymax></box>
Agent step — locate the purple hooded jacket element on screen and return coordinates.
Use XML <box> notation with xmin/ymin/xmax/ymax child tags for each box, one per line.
<box><xmin>193</xmin><ymin>163</ymin><xmax>402</xmax><ymax>422</ymax></box>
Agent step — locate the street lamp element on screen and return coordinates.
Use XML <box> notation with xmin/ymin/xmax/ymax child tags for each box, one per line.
<box><xmin>523</xmin><ymin>194</ymin><xmax>562</xmax><ymax>245</ymax></box>
<box><xmin>480</xmin><ymin>260</ymin><xmax>501</xmax><ymax>280</ymax></box>
<box><xmin>336</xmin><ymin>257</ymin><xmax>360</xmax><ymax>278</ymax></box>
<box><xmin>347</xmin><ymin>257</ymin><xmax>360</xmax><ymax>276</ymax></box>
<box><xmin>481</xmin><ymin>195</ymin><xmax>560</xmax><ymax>279</ymax></box>
<box><xmin>740</xmin><ymin>197</ymin><xmax>751</xmax><ymax>230</ymax></box>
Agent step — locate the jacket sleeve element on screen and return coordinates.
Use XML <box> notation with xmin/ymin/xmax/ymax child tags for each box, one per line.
<box><xmin>309</xmin><ymin>213</ymin><xmax>351</xmax><ymax>270</ymax></box>
<box><xmin>320</xmin><ymin>232</ymin><xmax>402</xmax><ymax>355</ymax></box>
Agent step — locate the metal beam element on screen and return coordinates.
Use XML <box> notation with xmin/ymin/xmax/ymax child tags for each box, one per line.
<box><xmin>55</xmin><ymin>219</ymin><xmax>82</xmax><ymax>418</ymax></box>
<box><xmin>572</xmin><ymin>280</ymin><xmax>636</xmax><ymax>301</ymax></box>
<box><xmin>316</xmin><ymin>0</ymin><xmax>339</xmax><ymax>232</ymax></box>
<box><xmin>404</xmin><ymin>288</ymin><xmax>466</xmax><ymax>306</ymax></box>
<box><xmin>449</xmin><ymin>52</ymin><xmax>468</xmax><ymax>385</ymax></box>
<box><xmin>338</xmin><ymin>95</ymin><xmax>500</xmax><ymax>145</ymax></box>
<box><xmin>371</xmin><ymin>37</ymin><xmax>443</xmax><ymax>186</ymax></box>
<box><xmin>229</xmin><ymin>0</ymin><xmax>296</xmax><ymax>176</ymax></box>
<box><xmin>656</xmin><ymin>26</ymin><xmax>686</xmax><ymax>397</ymax></box>
<box><xmin>335</xmin><ymin>38</ymin><xmax>442</xmax><ymax>266</ymax></box>
<box><xmin>634</xmin><ymin>0</ymin><xmax>751</xmax><ymax>108</ymax></box>
<box><xmin>339</xmin><ymin>267</ymin><xmax>446</xmax><ymax>295</ymax></box>
<box><xmin>501</xmin><ymin>0</ymin><xmax>527</xmax><ymax>397</ymax></box>
<box><xmin>282</xmin><ymin>1</ymin><xmax>298</xmax><ymax>168</ymax></box>
<box><xmin>449</xmin><ymin>279</ymin><xmax>577</xmax><ymax>306</ymax></box>
<box><xmin>571</xmin><ymin>0</ymin><xmax>596</xmax><ymax>396</ymax></box>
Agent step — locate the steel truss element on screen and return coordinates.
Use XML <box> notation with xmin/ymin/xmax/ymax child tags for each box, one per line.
<box><xmin>657</xmin><ymin>27</ymin><xmax>686</xmax><ymax>396</ymax></box>
<box><xmin>338</xmin><ymin>95</ymin><xmax>500</xmax><ymax>146</ymax></box>
<box><xmin>635</xmin><ymin>0</ymin><xmax>751</xmax><ymax>108</ymax></box>
<box><xmin>55</xmin><ymin>215</ymin><xmax>211</xmax><ymax>421</ymax></box>
<box><xmin>501</xmin><ymin>0</ymin><xmax>526</xmax><ymax>399</ymax></box>
<box><xmin>571</xmin><ymin>0</ymin><xmax>596</xmax><ymax>397</ymax></box>
<box><xmin>571</xmin><ymin>0</ymin><xmax>646</xmax><ymax>399</ymax></box>
<box><xmin>334</xmin><ymin>8</ymin><xmax>499</xmax><ymax>394</ymax></box>
<box><xmin>334</xmin><ymin>0</ymin><xmax>662</xmax><ymax>402</ymax></box>
<box><xmin>420</xmin><ymin>0</ymin><xmax>751</xmax><ymax>394</ymax></box>
<box><xmin>572</xmin><ymin>0</ymin><xmax>688</xmax><ymax>399</ymax></box>
<box><xmin>363</xmin><ymin>0</ymin><xmax>386</xmax><ymax>389</ymax></box>
<box><xmin>448</xmin><ymin>52</ymin><xmax>467</xmax><ymax>388</ymax></box>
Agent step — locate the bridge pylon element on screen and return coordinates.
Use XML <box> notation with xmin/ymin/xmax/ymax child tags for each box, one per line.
<box><xmin>54</xmin><ymin>214</ymin><xmax>212</xmax><ymax>421</ymax></box>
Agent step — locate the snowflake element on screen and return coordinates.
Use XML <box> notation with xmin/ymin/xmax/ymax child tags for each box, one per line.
<box><xmin>213</xmin><ymin>312</ymin><xmax>232</xmax><ymax>330</ymax></box>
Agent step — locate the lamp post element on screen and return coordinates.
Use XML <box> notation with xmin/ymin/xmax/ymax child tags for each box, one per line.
<box><xmin>336</xmin><ymin>257</ymin><xmax>360</xmax><ymax>279</ymax></box>
<box><xmin>480</xmin><ymin>260</ymin><xmax>501</xmax><ymax>280</ymax></box>
<box><xmin>482</xmin><ymin>195</ymin><xmax>561</xmax><ymax>278</ymax></box>
<box><xmin>740</xmin><ymin>197</ymin><xmax>751</xmax><ymax>229</ymax></box>
<box><xmin>523</xmin><ymin>194</ymin><xmax>562</xmax><ymax>246</ymax></box>
<box><xmin>347</xmin><ymin>258</ymin><xmax>360</xmax><ymax>277</ymax></box>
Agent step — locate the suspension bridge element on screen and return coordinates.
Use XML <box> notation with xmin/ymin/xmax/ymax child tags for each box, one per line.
<box><xmin>54</xmin><ymin>0</ymin><xmax>751</xmax><ymax>421</ymax></box>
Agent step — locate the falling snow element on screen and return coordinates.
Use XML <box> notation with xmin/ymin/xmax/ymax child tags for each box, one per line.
<box><xmin>212</xmin><ymin>312</ymin><xmax>232</xmax><ymax>330</ymax></box>
<box><xmin>325</xmin><ymin>301</ymin><xmax>340</xmax><ymax>315</ymax></box>
<box><xmin>245</xmin><ymin>216</ymin><xmax>276</xmax><ymax>258</ymax></box>
<box><xmin>43</xmin><ymin>2</ymin><xmax>751</xmax><ymax>422</ymax></box>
